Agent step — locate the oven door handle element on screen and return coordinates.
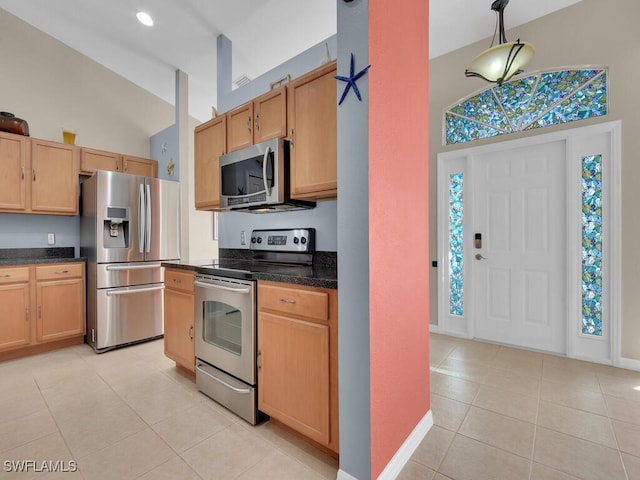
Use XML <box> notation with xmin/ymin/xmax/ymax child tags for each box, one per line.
<box><xmin>106</xmin><ymin>285</ymin><xmax>164</xmax><ymax>296</ymax></box>
<box><xmin>196</xmin><ymin>362</ymin><xmax>251</xmax><ymax>394</ymax></box>
<box><xmin>194</xmin><ymin>280</ymin><xmax>251</xmax><ymax>294</ymax></box>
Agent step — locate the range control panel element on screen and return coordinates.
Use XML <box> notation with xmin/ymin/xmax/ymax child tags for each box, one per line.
<box><xmin>250</xmin><ymin>228</ymin><xmax>315</xmax><ymax>253</ymax></box>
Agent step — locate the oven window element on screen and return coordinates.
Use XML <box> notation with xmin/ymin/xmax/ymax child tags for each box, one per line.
<box><xmin>202</xmin><ymin>300</ymin><xmax>242</xmax><ymax>355</ymax></box>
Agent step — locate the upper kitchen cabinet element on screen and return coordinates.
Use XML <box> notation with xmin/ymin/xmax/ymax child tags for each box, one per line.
<box><xmin>287</xmin><ymin>61</ymin><xmax>337</xmax><ymax>200</ymax></box>
<box><xmin>122</xmin><ymin>155</ymin><xmax>157</xmax><ymax>177</ymax></box>
<box><xmin>80</xmin><ymin>147</ymin><xmax>121</xmax><ymax>175</ymax></box>
<box><xmin>226</xmin><ymin>85</ymin><xmax>288</xmax><ymax>152</ymax></box>
<box><xmin>30</xmin><ymin>139</ymin><xmax>78</xmax><ymax>215</ymax></box>
<box><xmin>0</xmin><ymin>131</ymin><xmax>29</xmax><ymax>211</ymax></box>
<box><xmin>0</xmin><ymin>132</ymin><xmax>78</xmax><ymax>215</ymax></box>
<box><xmin>80</xmin><ymin>148</ymin><xmax>157</xmax><ymax>177</ymax></box>
<box><xmin>194</xmin><ymin>115</ymin><xmax>226</xmax><ymax>210</ymax></box>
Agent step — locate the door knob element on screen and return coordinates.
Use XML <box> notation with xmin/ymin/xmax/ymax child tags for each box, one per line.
<box><xmin>475</xmin><ymin>254</ymin><xmax>488</xmax><ymax>260</ymax></box>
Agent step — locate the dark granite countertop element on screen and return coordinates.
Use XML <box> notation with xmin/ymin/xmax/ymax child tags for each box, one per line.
<box><xmin>163</xmin><ymin>250</ymin><xmax>337</xmax><ymax>289</ymax></box>
<box><xmin>0</xmin><ymin>247</ymin><xmax>86</xmax><ymax>266</ymax></box>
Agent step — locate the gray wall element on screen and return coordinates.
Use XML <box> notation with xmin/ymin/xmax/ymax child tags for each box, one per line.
<box><xmin>336</xmin><ymin>0</ymin><xmax>371</xmax><ymax>478</ymax></box>
<box><xmin>215</xmin><ymin>33</ymin><xmax>339</xmax><ymax>252</ymax></box>
<box><xmin>428</xmin><ymin>0</ymin><xmax>640</xmax><ymax>360</ymax></box>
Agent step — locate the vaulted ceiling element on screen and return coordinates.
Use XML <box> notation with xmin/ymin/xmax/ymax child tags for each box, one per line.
<box><xmin>0</xmin><ymin>0</ymin><xmax>582</xmax><ymax>122</ymax></box>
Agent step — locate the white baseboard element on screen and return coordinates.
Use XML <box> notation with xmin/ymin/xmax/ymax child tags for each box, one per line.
<box><xmin>618</xmin><ymin>356</ymin><xmax>640</xmax><ymax>372</ymax></box>
<box><xmin>376</xmin><ymin>409</ymin><xmax>433</xmax><ymax>480</ymax></box>
<box><xmin>429</xmin><ymin>324</ymin><xmax>439</xmax><ymax>333</ymax></box>
<box><xmin>336</xmin><ymin>469</ymin><xmax>360</xmax><ymax>480</ymax></box>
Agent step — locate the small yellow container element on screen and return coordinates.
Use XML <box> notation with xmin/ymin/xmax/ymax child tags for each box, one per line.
<box><xmin>62</xmin><ymin>128</ymin><xmax>76</xmax><ymax>145</ymax></box>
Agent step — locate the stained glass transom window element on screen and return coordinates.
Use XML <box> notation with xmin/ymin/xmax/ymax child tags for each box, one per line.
<box><xmin>581</xmin><ymin>154</ymin><xmax>603</xmax><ymax>336</ymax></box>
<box><xmin>445</xmin><ymin>68</ymin><xmax>608</xmax><ymax>145</ymax></box>
<box><xmin>449</xmin><ymin>173</ymin><xmax>464</xmax><ymax>316</ymax></box>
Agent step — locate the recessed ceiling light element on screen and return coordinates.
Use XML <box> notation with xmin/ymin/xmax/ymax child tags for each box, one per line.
<box><xmin>136</xmin><ymin>11</ymin><xmax>154</xmax><ymax>27</ymax></box>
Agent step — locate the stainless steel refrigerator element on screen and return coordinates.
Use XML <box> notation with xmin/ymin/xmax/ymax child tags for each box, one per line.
<box><xmin>81</xmin><ymin>170</ymin><xmax>180</xmax><ymax>352</ymax></box>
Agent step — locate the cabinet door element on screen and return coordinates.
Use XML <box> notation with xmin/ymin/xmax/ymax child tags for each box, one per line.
<box><xmin>36</xmin><ymin>265</ymin><xmax>85</xmax><ymax>343</ymax></box>
<box><xmin>123</xmin><ymin>155</ymin><xmax>157</xmax><ymax>177</ymax></box>
<box><xmin>226</xmin><ymin>102</ymin><xmax>254</xmax><ymax>152</ymax></box>
<box><xmin>80</xmin><ymin>148</ymin><xmax>121</xmax><ymax>175</ymax></box>
<box><xmin>164</xmin><ymin>287</ymin><xmax>195</xmax><ymax>372</ymax></box>
<box><xmin>288</xmin><ymin>61</ymin><xmax>337</xmax><ymax>199</ymax></box>
<box><xmin>0</xmin><ymin>131</ymin><xmax>28</xmax><ymax>212</ymax></box>
<box><xmin>0</xmin><ymin>268</ymin><xmax>31</xmax><ymax>351</ymax></box>
<box><xmin>258</xmin><ymin>312</ymin><xmax>330</xmax><ymax>445</ymax></box>
<box><xmin>30</xmin><ymin>139</ymin><xmax>79</xmax><ymax>215</ymax></box>
<box><xmin>254</xmin><ymin>86</ymin><xmax>287</xmax><ymax>144</ymax></box>
<box><xmin>194</xmin><ymin>116</ymin><xmax>226</xmax><ymax>210</ymax></box>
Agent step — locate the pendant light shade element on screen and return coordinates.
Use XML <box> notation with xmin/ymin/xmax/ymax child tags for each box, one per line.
<box><xmin>465</xmin><ymin>0</ymin><xmax>534</xmax><ymax>85</ymax></box>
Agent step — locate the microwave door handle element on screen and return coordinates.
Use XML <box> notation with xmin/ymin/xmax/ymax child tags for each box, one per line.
<box><xmin>138</xmin><ymin>184</ymin><xmax>145</xmax><ymax>253</ymax></box>
<box><xmin>145</xmin><ymin>184</ymin><xmax>151</xmax><ymax>253</ymax></box>
<box><xmin>262</xmin><ymin>146</ymin><xmax>271</xmax><ymax>195</ymax></box>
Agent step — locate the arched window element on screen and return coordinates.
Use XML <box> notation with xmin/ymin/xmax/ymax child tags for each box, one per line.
<box><xmin>444</xmin><ymin>68</ymin><xmax>608</xmax><ymax>145</ymax></box>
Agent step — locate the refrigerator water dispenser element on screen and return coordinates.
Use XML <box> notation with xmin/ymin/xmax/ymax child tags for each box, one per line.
<box><xmin>103</xmin><ymin>206</ymin><xmax>130</xmax><ymax>248</ymax></box>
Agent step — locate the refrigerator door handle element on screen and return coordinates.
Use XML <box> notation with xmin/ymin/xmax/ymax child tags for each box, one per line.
<box><xmin>145</xmin><ymin>184</ymin><xmax>152</xmax><ymax>253</ymax></box>
<box><xmin>138</xmin><ymin>184</ymin><xmax>145</xmax><ymax>253</ymax></box>
<box><xmin>105</xmin><ymin>285</ymin><xmax>165</xmax><ymax>296</ymax></box>
<box><xmin>106</xmin><ymin>263</ymin><xmax>162</xmax><ymax>271</ymax></box>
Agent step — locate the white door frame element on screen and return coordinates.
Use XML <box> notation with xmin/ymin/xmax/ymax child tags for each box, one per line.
<box><xmin>437</xmin><ymin>121</ymin><xmax>621</xmax><ymax>365</ymax></box>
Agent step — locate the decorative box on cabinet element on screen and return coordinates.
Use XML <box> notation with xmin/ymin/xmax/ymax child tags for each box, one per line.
<box><xmin>164</xmin><ymin>268</ymin><xmax>196</xmax><ymax>372</ymax></box>
<box><xmin>257</xmin><ymin>280</ymin><xmax>338</xmax><ymax>454</ymax></box>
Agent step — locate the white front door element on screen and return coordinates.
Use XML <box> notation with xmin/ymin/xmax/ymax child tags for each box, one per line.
<box><xmin>472</xmin><ymin>140</ymin><xmax>566</xmax><ymax>353</ymax></box>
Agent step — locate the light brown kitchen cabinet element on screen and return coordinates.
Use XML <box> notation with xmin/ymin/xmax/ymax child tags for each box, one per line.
<box><xmin>226</xmin><ymin>86</ymin><xmax>287</xmax><ymax>153</ymax></box>
<box><xmin>287</xmin><ymin>61</ymin><xmax>337</xmax><ymax>200</ymax></box>
<box><xmin>164</xmin><ymin>268</ymin><xmax>196</xmax><ymax>373</ymax></box>
<box><xmin>0</xmin><ymin>262</ymin><xmax>85</xmax><ymax>360</ymax></box>
<box><xmin>80</xmin><ymin>147</ymin><xmax>121</xmax><ymax>175</ymax></box>
<box><xmin>0</xmin><ymin>132</ymin><xmax>78</xmax><ymax>215</ymax></box>
<box><xmin>253</xmin><ymin>86</ymin><xmax>287</xmax><ymax>144</ymax></box>
<box><xmin>257</xmin><ymin>280</ymin><xmax>338</xmax><ymax>454</ymax></box>
<box><xmin>35</xmin><ymin>263</ymin><xmax>85</xmax><ymax>342</ymax></box>
<box><xmin>122</xmin><ymin>155</ymin><xmax>157</xmax><ymax>177</ymax></box>
<box><xmin>0</xmin><ymin>131</ymin><xmax>29</xmax><ymax>212</ymax></box>
<box><xmin>194</xmin><ymin>115</ymin><xmax>226</xmax><ymax>210</ymax></box>
<box><xmin>0</xmin><ymin>267</ymin><xmax>31</xmax><ymax>351</ymax></box>
<box><xmin>31</xmin><ymin>139</ymin><xmax>79</xmax><ymax>215</ymax></box>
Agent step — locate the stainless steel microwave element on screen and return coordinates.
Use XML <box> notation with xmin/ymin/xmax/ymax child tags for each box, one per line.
<box><xmin>219</xmin><ymin>137</ymin><xmax>315</xmax><ymax>212</ymax></box>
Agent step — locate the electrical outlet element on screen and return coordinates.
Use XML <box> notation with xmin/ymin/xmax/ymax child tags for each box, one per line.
<box><xmin>47</xmin><ymin>233</ymin><xmax>55</xmax><ymax>245</ymax></box>
<box><xmin>240</xmin><ymin>230</ymin><xmax>246</xmax><ymax>245</ymax></box>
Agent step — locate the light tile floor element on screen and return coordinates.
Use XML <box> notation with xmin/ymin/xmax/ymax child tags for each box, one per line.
<box><xmin>3</xmin><ymin>335</ymin><xmax>640</xmax><ymax>479</ymax></box>
<box><xmin>398</xmin><ymin>333</ymin><xmax>640</xmax><ymax>480</ymax></box>
<box><xmin>0</xmin><ymin>339</ymin><xmax>338</xmax><ymax>480</ymax></box>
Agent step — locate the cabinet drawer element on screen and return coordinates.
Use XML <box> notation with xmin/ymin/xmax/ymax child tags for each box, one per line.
<box><xmin>258</xmin><ymin>283</ymin><xmax>329</xmax><ymax>321</ymax></box>
<box><xmin>35</xmin><ymin>263</ymin><xmax>83</xmax><ymax>281</ymax></box>
<box><xmin>165</xmin><ymin>269</ymin><xmax>195</xmax><ymax>293</ymax></box>
<box><xmin>0</xmin><ymin>267</ymin><xmax>30</xmax><ymax>284</ymax></box>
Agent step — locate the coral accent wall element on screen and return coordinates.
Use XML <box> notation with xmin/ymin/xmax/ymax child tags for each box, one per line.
<box><xmin>368</xmin><ymin>0</ymin><xmax>430</xmax><ymax>477</ymax></box>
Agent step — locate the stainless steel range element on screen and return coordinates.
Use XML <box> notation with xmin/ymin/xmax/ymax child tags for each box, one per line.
<box><xmin>194</xmin><ymin>228</ymin><xmax>315</xmax><ymax>424</ymax></box>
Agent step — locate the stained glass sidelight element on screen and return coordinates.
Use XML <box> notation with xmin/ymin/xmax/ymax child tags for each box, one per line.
<box><xmin>445</xmin><ymin>68</ymin><xmax>608</xmax><ymax>145</ymax></box>
<box><xmin>449</xmin><ymin>174</ymin><xmax>464</xmax><ymax>316</ymax></box>
<box><xmin>581</xmin><ymin>155</ymin><xmax>603</xmax><ymax>336</ymax></box>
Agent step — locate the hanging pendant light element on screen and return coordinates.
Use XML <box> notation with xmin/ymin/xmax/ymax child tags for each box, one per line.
<box><xmin>465</xmin><ymin>0</ymin><xmax>534</xmax><ymax>85</ymax></box>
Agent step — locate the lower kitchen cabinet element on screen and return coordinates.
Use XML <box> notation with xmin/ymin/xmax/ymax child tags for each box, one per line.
<box><xmin>257</xmin><ymin>280</ymin><xmax>338</xmax><ymax>454</ymax></box>
<box><xmin>0</xmin><ymin>262</ymin><xmax>86</xmax><ymax>360</ymax></box>
<box><xmin>164</xmin><ymin>268</ymin><xmax>195</xmax><ymax>372</ymax></box>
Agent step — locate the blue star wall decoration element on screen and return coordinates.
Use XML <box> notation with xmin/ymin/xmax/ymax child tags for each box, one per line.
<box><xmin>335</xmin><ymin>53</ymin><xmax>371</xmax><ymax>106</ymax></box>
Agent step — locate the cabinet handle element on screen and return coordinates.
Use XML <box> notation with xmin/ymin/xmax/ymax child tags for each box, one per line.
<box><xmin>279</xmin><ymin>298</ymin><xmax>297</xmax><ymax>304</ymax></box>
<box><xmin>21</xmin><ymin>166</ymin><xmax>24</xmax><ymax>180</ymax></box>
<box><xmin>290</xmin><ymin>128</ymin><xmax>294</xmax><ymax>148</ymax></box>
<box><xmin>38</xmin><ymin>305</ymin><xmax>42</xmax><ymax>319</ymax></box>
<box><xmin>124</xmin><ymin>160</ymin><xmax>128</xmax><ymax>173</ymax></box>
<box><xmin>116</xmin><ymin>159</ymin><xmax>120</xmax><ymax>171</ymax></box>
<box><xmin>54</xmin><ymin>270</ymin><xmax>70</xmax><ymax>275</ymax></box>
<box><xmin>257</xmin><ymin>349</ymin><xmax>261</xmax><ymax>370</ymax></box>
<box><xmin>25</xmin><ymin>306</ymin><xmax>29</xmax><ymax>321</ymax></box>
<box><xmin>0</xmin><ymin>274</ymin><xmax>11</xmax><ymax>278</ymax></box>
<box><xmin>173</xmin><ymin>278</ymin><xmax>181</xmax><ymax>283</ymax></box>
<box><xmin>255</xmin><ymin>113</ymin><xmax>260</xmax><ymax>131</ymax></box>
<box><xmin>189</xmin><ymin>325</ymin><xmax>193</xmax><ymax>341</ymax></box>
<box><xmin>33</xmin><ymin>168</ymin><xmax>36</xmax><ymax>181</ymax></box>
<box><xmin>247</xmin><ymin>116</ymin><xmax>252</xmax><ymax>134</ymax></box>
